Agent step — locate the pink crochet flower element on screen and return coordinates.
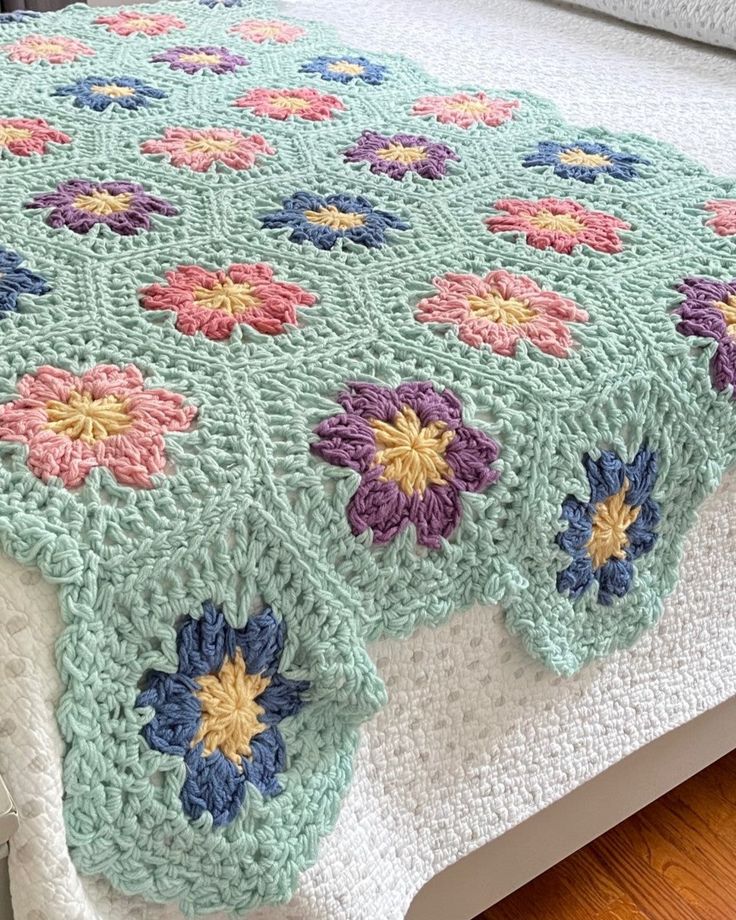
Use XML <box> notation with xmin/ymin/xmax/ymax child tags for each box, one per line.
<box><xmin>416</xmin><ymin>270</ymin><xmax>588</xmax><ymax>358</ymax></box>
<box><xmin>411</xmin><ymin>92</ymin><xmax>519</xmax><ymax>129</ymax></box>
<box><xmin>487</xmin><ymin>197</ymin><xmax>630</xmax><ymax>255</ymax></box>
<box><xmin>705</xmin><ymin>200</ymin><xmax>736</xmax><ymax>237</ymax></box>
<box><xmin>0</xmin><ymin>365</ymin><xmax>196</xmax><ymax>489</ymax></box>
<box><xmin>141</xmin><ymin>127</ymin><xmax>274</xmax><ymax>173</ymax></box>
<box><xmin>94</xmin><ymin>10</ymin><xmax>186</xmax><ymax>37</ymax></box>
<box><xmin>139</xmin><ymin>263</ymin><xmax>317</xmax><ymax>340</ymax></box>
<box><xmin>0</xmin><ymin>117</ymin><xmax>71</xmax><ymax>157</ymax></box>
<box><xmin>229</xmin><ymin>19</ymin><xmax>306</xmax><ymax>43</ymax></box>
<box><xmin>233</xmin><ymin>87</ymin><xmax>344</xmax><ymax>121</ymax></box>
<box><xmin>2</xmin><ymin>34</ymin><xmax>95</xmax><ymax>65</ymax></box>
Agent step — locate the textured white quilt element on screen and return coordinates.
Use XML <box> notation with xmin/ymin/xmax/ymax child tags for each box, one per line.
<box><xmin>2</xmin><ymin>1</ymin><xmax>736</xmax><ymax>918</ymax></box>
<box><xmin>566</xmin><ymin>0</ymin><xmax>736</xmax><ymax>50</ymax></box>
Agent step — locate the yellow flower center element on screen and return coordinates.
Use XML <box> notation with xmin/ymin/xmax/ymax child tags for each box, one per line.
<box><xmin>129</xmin><ymin>17</ymin><xmax>156</xmax><ymax>28</ymax></box>
<box><xmin>377</xmin><ymin>142</ymin><xmax>426</xmax><ymax>165</ymax></box>
<box><xmin>180</xmin><ymin>51</ymin><xmax>221</xmax><ymax>65</ymax></box>
<box><xmin>327</xmin><ymin>60</ymin><xmax>363</xmax><ymax>76</ymax></box>
<box><xmin>193</xmin><ymin>277</ymin><xmax>261</xmax><ymax>315</ymax></box>
<box><xmin>586</xmin><ymin>481</ymin><xmax>640</xmax><ymax>570</ymax></box>
<box><xmin>73</xmin><ymin>190</ymin><xmax>133</xmax><ymax>216</ymax></box>
<box><xmin>73</xmin><ymin>189</ymin><xmax>133</xmax><ymax>217</ymax></box>
<box><xmin>371</xmin><ymin>406</ymin><xmax>454</xmax><ymax>496</ymax></box>
<box><xmin>45</xmin><ymin>390</ymin><xmax>132</xmax><ymax>444</ymax></box>
<box><xmin>449</xmin><ymin>99</ymin><xmax>487</xmax><ymax>114</ymax></box>
<box><xmin>528</xmin><ymin>210</ymin><xmax>584</xmax><ymax>235</ymax></box>
<box><xmin>558</xmin><ymin>147</ymin><xmax>612</xmax><ymax>168</ymax></box>
<box><xmin>183</xmin><ymin>136</ymin><xmax>238</xmax><ymax>154</ymax></box>
<box><xmin>272</xmin><ymin>95</ymin><xmax>310</xmax><ymax>111</ymax></box>
<box><xmin>0</xmin><ymin>125</ymin><xmax>32</xmax><ymax>145</ymax></box>
<box><xmin>715</xmin><ymin>294</ymin><xmax>736</xmax><ymax>337</ymax></box>
<box><xmin>304</xmin><ymin>205</ymin><xmax>365</xmax><ymax>230</ymax></box>
<box><xmin>90</xmin><ymin>84</ymin><xmax>136</xmax><ymax>98</ymax></box>
<box><xmin>33</xmin><ymin>41</ymin><xmax>64</xmax><ymax>55</ymax></box>
<box><xmin>192</xmin><ymin>648</ymin><xmax>270</xmax><ymax>766</ymax></box>
<box><xmin>466</xmin><ymin>292</ymin><xmax>535</xmax><ymax>325</ymax></box>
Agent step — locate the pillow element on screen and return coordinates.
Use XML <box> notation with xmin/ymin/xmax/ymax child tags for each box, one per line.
<box><xmin>565</xmin><ymin>0</ymin><xmax>736</xmax><ymax>50</ymax></box>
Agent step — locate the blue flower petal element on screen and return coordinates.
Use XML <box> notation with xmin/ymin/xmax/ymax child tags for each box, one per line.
<box><xmin>557</xmin><ymin>555</ymin><xmax>594</xmax><ymax>600</ymax></box>
<box><xmin>242</xmin><ymin>727</ymin><xmax>285</xmax><ymax>797</ymax></box>
<box><xmin>181</xmin><ymin>747</ymin><xmax>246</xmax><ymax>826</ymax></box>
<box><xmin>585</xmin><ymin>451</ymin><xmax>625</xmax><ymax>504</ymax></box>
<box><xmin>177</xmin><ymin>600</ymin><xmax>229</xmax><ymax>677</ymax></box>
<box><xmin>258</xmin><ymin>673</ymin><xmax>310</xmax><ymax>723</ymax></box>
<box><xmin>137</xmin><ymin>672</ymin><xmax>201</xmax><ymax>756</ymax></box>
<box><xmin>624</xmin><ymin>447</ymin><xmax>657</xmax><ymax>506</ymax></box>
<box><xmin>595</xmin><ymin>558</ymin><xmax>634</xmax><ymax>605</ymax></box>
<box><xmin>237</xmin><ymin>607</ymin><xmax>284</xmax><ymax>676</ymax></box>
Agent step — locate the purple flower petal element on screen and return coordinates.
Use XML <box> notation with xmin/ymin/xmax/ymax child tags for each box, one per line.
<box><xmin>445</xmin><ymin>425</ymin><xmax>499</xmax><ymax>492</ymax></box>
<box><xmin>347</xmin><ymin>472</ymin><xmax>410</xmax><ymax>544</ymax></box>
<box><xmin>312</xmin><ymin>412</ymin><xmax>376</xmax><ymax>473</ymax></box>
<box><xmin>338</xmin><ymin>381</ymin><xmax>401</xmax><ymax>422</ymax></box>
<box><xmin>407</xmin><ymin>483</ymin><xmax>461</xmax><ymax>549</ymax></box>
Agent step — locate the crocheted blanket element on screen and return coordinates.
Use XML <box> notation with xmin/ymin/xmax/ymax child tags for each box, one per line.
<box><xmin>0</xmin><ymin>0</ymin><xmax>734</xmax><ymax>912</ymax></box>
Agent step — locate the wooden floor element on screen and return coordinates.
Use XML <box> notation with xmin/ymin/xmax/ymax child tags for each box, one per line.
<box><xmin>479</xmin><ymin>749</ymin><xmax>736</xmax><ymax>920</ymax></box>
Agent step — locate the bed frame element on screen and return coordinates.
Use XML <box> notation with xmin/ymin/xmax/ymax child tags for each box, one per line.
<box><xmin>407</xmin><ymin>694</ymin><xmax>736</xmax><ymax>919</ymax></box>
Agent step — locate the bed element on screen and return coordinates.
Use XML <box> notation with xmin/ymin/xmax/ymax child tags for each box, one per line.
<box><xmin>1</xmin><ymin>0</ymin><xmax>735</xmax><ymax>918</ymax></box>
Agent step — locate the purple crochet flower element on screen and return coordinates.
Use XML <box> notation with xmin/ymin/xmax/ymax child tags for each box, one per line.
<box><xmin>25</xmin><ymin>179</ymin><xmax>178</xmax><ymax>236</ymax></box>
<box><xmin>675</xmin><ymin>276</ymin><xmax>736</xmax><ymax>393</ymax></box>
<box><xmin>151</xmin><ymin>45</ymin><xmax>249</xmax><ymax>75</ymax></box>
<box><xmin>344</xmin><ymin>130</ymin><xmax>459</xmax><ymax>181</ymax></box>
<box><xmin>312</xmin><ymin>381</ymin><xmax>499</xmax><ymax>548</ymax></box>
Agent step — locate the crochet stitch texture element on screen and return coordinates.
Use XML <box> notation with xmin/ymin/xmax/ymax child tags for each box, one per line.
<box><xmin>0</xmin><ymin>0</ymin><xmax>735</xmax><ymax>912</ymax></box>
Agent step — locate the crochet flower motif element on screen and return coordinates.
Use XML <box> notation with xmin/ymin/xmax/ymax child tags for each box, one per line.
<box><xmin>416</xmin><ymin>270</ymin><xmax>588</xmax><ymax>358</ymax></box>
<box><xmin>233</xmin><ymin>86</ymin><xmax>344</xmax><ymax>122</ymax></box>
<box><xmin>94</xmin><ymin>10</ymin><xmax>186</xmax><ymax>37</ymax></box>
<box><xmin>488</xmin><ymin>198</ymin><xmax>630</xmax><ymax>255</ymax></box>
<box><xmin>26</xmin><ymin>179</ymin><xmax>178</xmax><ymax>236</ymax></box>
<box><xmin>300</xmin><ymin>55</ymin><xmax>387</xmax><ymax>85</ymax></box>
<box><xmin>411</xmin><ymin>92</ymin><xmax>519</xmax><ymax>129</ymax></box>
<box><xmin>53</xmin><ymin>76</ymin><xmax>166</xmax><ymax>112</ymax></box>
<box><xmin>137</xmin><ymin>601</ymin><xmax>309</xmax><ymax>828</ymax></box>
<box><xmin>557</xmin><ymin>447</ymin><xmax>659</xmax><ymax>605</ymax></box>
<box><xmin>229</xmin><ymin>19</ymin><xmax>306</xmax><ymax>43</ymax></box>
<box><xmin>141</xmin><ymin>127</ymin><xmax>273</xmax><ymax>173</ymax></box>
<box><xmin>0</xmin><ymin>116</ymin><xmax>70</xmax><ymax>157</ymax></box>
<box><xmin>0</xmin><ymin>10</ymin><xmax>40</xmax><ymax>23</ymax></box>
<box><xmin>674</xmin><ymin>276</ymin><xmax>736</xmax><ymax>394</ymax></box>
<box><xmin>312</xmin><ymin>381</ymin><xmax>499</xmax><ymax>548</ymax></box>
<box><xmin>0</xmin><ymin>364</ymin><xmax>195</xmax><ymax>489</ymax></box>
<box><xmin>140</xmin><ymin>263</ymin><xmax>317</xmax><ymax>341</ymax></box>
<box><xmin>152</xmin><ymin>45</ymin><xmax>248</xmax><ymax>75</ymax></box>
<box><xmin>2</xmin><ymin>34</ymin><xmax>94</xmax><ymax>64</ymax></box>
<box><xmin>262</xmin><ymin>192</ymin><xmax>409</xmax><ymax>251</ymax></box>
<box><xmin>523</xmin><ymin>140</ymin><xmax>648</xmax><ymax>184</ymax></box>
<box><xmin>0</xmin><ymin>246</ymin><xmax>50</xmax><ymax>316</ymax></box>
<box><xmin>705</xmin><ymin>200</ymin><xmax>736</xmax><ymax>237</ymax></box>
<box><xmin>344</xmin><ymin>131</ymin><xmax>459</xmax><ymax>181</ymax></box>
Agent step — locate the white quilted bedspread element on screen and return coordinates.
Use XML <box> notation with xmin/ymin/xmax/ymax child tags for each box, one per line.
<box><xmin>2</xmin><ymin>1</ymin><xmax>736</xmax><ymax>918</ymax></box>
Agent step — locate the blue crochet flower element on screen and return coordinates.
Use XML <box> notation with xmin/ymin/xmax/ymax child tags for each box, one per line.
<box><xmin>0</xmin><ymin>246</ymin><xmax>50</xmax><ymax>316</ymax></box>
<box><xmin>300</xmin><ymin>55</ymin><xmax>388</xmax><ymax>85</ymax></box>
<box><xmin>53</xmin><ymin>76</ymin><xmax>166</xmax><ymax>112</ymax></box>
<box><xmin>0</xmin><ymin>9</ymin><xmax>40</xmax><ymax>23</ymax></box>
<box><xmin>261</xmin><ymin>191</ymin><xmax>409</xmax><ymax>250</ymax></box>
<box><xmin>198</xmin><ymin>0</ymin><xmax>242</xmax><ymax>7</ymax></box>
<box><xmin>523</xmin><ymin>140</ymin><xmax>648</xmax><ymax>183</ymax></box>
<box><xmin>556</xmin><ymin>447</ymin><xmax>660</xmax><ymax>606</ymax></box>
<box><xmin>137</xmin><ymin>601</ymin><xmax>309</xmax><ymax>828</ymax></box>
